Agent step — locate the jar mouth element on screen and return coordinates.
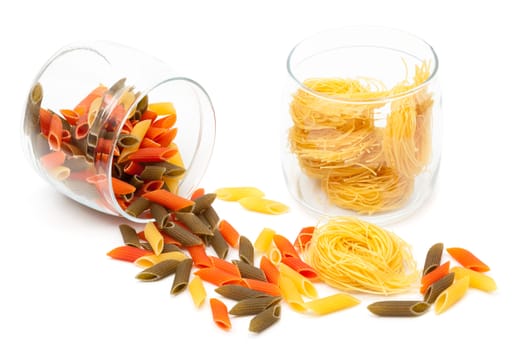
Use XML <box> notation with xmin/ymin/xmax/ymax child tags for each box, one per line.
<box><xmin>286</xmin><ymin>25</ymin><xmax>439</xmax><ymax>104</ymax></box>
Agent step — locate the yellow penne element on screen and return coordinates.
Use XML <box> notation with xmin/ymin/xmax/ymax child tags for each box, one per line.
<box><xmin>434</xmin><ymin>276</ymin><xmax>470</xmax><ymax>314</ymax></box>
<box><xmin>148</xmin><ymin>102</ymin><xmax>176</xmax><ymax>115</ymax></box>
<box><xmin>144</xmin><ymin>222</ymin><xmax>164</xmax><ymax>256</ymax></box>
<box><xmin>238</xmin><ymin>196</ymin><xmax>289</xmax><ymax>215</ymax></box>
<box><xmin>166</xmin><ymin>144</ymin><xmax>185</xmax><ymax>167</ymax></box>
<box><xmin>254</xmin><ymin>228</ymin><xmax>276</xmax><ymax>253</ymax></box>
<box><xmin>134</xmin><ymin>251</ymin><xmax>187</xmax><ymax>268</ymax></box>
<box><xmin>268</xmin><ymin>246</ymin><xmax>282</xmax><ymax>265</ymax></box>
<box><xmin>163</xmin><ymin>176</ymin><xmax>181</xmax><ymax>194</ymax></box>
<box><xmin>451</xmin><ymin>266</ymin><xmax>497</xmax><ymax>292</ymax></box>
<box><xmin>278</xmin><ymin>275</ymin><xmax>306</xmax><ymax>312</ymax></box>
<box><xmin>87</xmin><ymin>97</ymin><xmax>102</xmax><ymax>128</ymax></box>
<box><xmin>119</xmin><ymin>87</ymin><xmax>137</xmax><ymax>111</ymax></box>
<box><xmin>188</xmin><ymin>275</ymin><xmax>207</xmax><ymax>308</ymax></box>
<box><xmin>305</xmin><ymin>293</ymin><xmax>360</xmax><ymax>315</ymax></box>
<box><xmin>215</xmin><ymin>187</ymin><xmax>265</xmax><ymax>201</ymax></box>
<box><xmin>118</xmin><ymin>119</ymin><xmax>152</xmax><ymax>163</ymax></box>
<box><xmin>279</xmin><ymin>263</ymin><xmax>317</xmax><ymax>299</ymax></box>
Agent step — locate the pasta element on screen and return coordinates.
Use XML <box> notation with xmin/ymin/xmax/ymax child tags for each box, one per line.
<box><xmin>278</xmin><ymin>275</ymin><xmax>307</xmax><ymax>312</ymax></box>
<box><xmin>288</xmin><ymin>62</ymin><xmax>433</xmax><ymax>214</ymax></box>
<box><xmin>281</xmin><ymin>256</ymin><xmax>318</xmax><ymax>280</ymax></box>
<box><xmin>259</xmin><ymin>256</ymin><xmax>280</xmax><ymax>285</ymax></box>
<box><xmin>249</xmin><ymin>304</ymin><xmax>281</xmax><ymax>333</ymax></box>
<box><xmin>209</xmin><ymin>298</ymin><xmax>232</xmax><ymax>331</ymax></box>
<box><xmin>147</xmin><ymin>102</ymin><xmax>176</xmax><ymax>116</ymax></box>
<box><xmin>134</xmin><ymin>251</ymin><xmax>187</xmax><ymax>268</ymax></box>
<box><xmin>106</xmin><ymin>245</ymin><xmax>152</xmax><ymax>263</ymax></box>
<box><xmin>303</xmin><ymin>216</ymin><xmax>418</xmax><ymax>294</ymax></box>
<box><xmin>141</xmin><ymin>189</ymin><xmax>195</xmax><ymax>212</ymax></box>
<box><xmin>163</xmin><ymin>221</ymin><xmax>203</xmax><ymax>247</ymax></box>
<box><xmin>175</xmin><ymin>212</ymin><xmax>213</xmax><ymax>236</ymax></box>
<box><xmin>215</xmin><ymin>187</ymin><xmax>265</xmax><ymax>201</ymax></box>
<box><xmin>422</xmin><ymin>242</ymin><xmax>444</xmax><ymax>275</ymax></box>
<box><xmin>135</xmin><ymin>259</ymin><xmax>180</xmax><ymax>281</ymax></box>
<box><xmin>450</xmin><ymin>266</ymin><xmax>497</xmax><ymax>292</ymax></box>
<box><xmin>209</xmin><ymin>229</ymin><xmax>229</xmax><ymax>259</ymax></box>
<box><xmin>253</xmin><ymin>228</ymin><xmax>276</xmax><ymax>253</ymax></box>
<box><xmin>188</xmin><ymin>276</ymin><xmax>207</xmax><ymax>307</ymax></box>
<box><xmin>423</xmin><ymin>272</ymin><xmax>455</xmax><ymax>304</ymax></box>
<box><xmin>434</xmin><ymin>276</ymin><xmax>470</xmax><ymax>314</ymax></box>
<box><xmin>238</xmin><ymin>197</ymin><xmax>289</xmax><ymax>215</ymax></box>
<box><xmin>149</xmin><ymin>203</ymin><xmax>170</xmax><ymax>228</ymax></box>
<box><xmin>170</xmin><ymin>258</ymin><xmax>193</xmax><ymax>295</ymax></box>
<box><xmin>278</xmin><ymin>263</ymin><xmax>318</xmax><ymax>299</ymax></box>
<box><xmin>242</xmin><ymin>278</ymin><xmax>282</xmax><ymax>297</ymax></box>
<box><xmin>367</xmin><ymin>300</ymin><xmax>431</xmax><ymax>317</ymax></box>
<box><xmin>215</xmin><ymin>285</ymin><xmax>270</xmax><ymax>301</ymax></box>
<box><xmin>186</xmin><ymin>244</ymin><xmax>213</xmax><ymax>268</ymax></box>
<box><xmin>192</xmin><ymin>193</ymin><xmax>217</xmax><ymax>213</ymax></box>
<box><xmin>125</xmin><ymin>197</ymin><xmax>151</xmax><ymax>217</ymax></box>
<box><xmin>118</xmin><ymin>223</ymin><xmax>141</xmax><ymax>248</ymax></box>
<box><xmin>144</xmin><ymin>222</ymin><xmax>164</xmax><ymax>256</ymax></box>
<box><xmin>446</xmin><ymin>247</ymin><xmax>490</xmax><ymax>272</ymax></box>
<box><xmin>420</xmin><ymin>261</ymin><xmax>450</xmax><ymax>294</ymax></box>
<box><xmin>229</xmin><ymin>296</ymin><xmax>282</xmax><ymax>316</ymax></box>
<box><xmin>294</xmin><ymin>226</ymin><xmax>314</xmax><ymax>253</ymax></box>
<box><xmin>305</xmin><ymin>293</ymin><xmax>360</xmax><ymax>315</ymax></box>
<box><xmin>217</xmin><ymin>219</ymin><xmax>240</xmax><ymax>248</ymax></box>
<box><xmin>233</xmin><ymin>260</ymin><xmax>267</xmax><ymax>282</ymax></box>
<box><xmin>272</xmin><ymin>234</ymin><xmax>300</xmax><ymax>259</ymax></box>
<box><xmin>238</xmin><ymin>235</ymin><xmax>255</xmax><ymax>265</ymax></box>
<box><xmin>194</xmin><ymin>267</ymin><xmax>243</xmax><ymax>286</ymax></box>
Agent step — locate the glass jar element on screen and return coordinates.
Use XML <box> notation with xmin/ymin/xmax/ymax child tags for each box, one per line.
<box><xmin>281</xmin><ymin>26</ymin><xmax>442</xmax><ymax>224</ymax></box>
<box><xmin>23</xmin><ymin>41</ymin><xmax>216</xmax><ymax>223</ymax></box>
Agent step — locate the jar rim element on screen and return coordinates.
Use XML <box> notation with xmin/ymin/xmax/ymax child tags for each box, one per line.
<box><xmin>286</xmin><ymin>25</ymin><xmax>439</xmax><ymax>104</ymax></box>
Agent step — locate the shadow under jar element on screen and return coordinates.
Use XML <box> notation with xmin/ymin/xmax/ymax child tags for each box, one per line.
<box><xmin>281</xmin><ymin>26</ymin><xmax>442</xmax><ymax>224</ymax></box>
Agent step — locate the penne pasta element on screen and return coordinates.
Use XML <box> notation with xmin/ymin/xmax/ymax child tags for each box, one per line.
<box><xmin>210</xmin><ymin>256</ymin><xmax>241</xmax><ymax>277</ymax></box>
<box><xmin>163</xmin><ymin>221</ymin><xmax>203</xmax><ymax>247</ymax></box>
<box><xmin>229</xmin><ymin>296</ymin><xmax>282</xmax><ymax>316</ymax></box>
<box><xmin>424</xmin><ymin>272</ymin><xmax>455</xmax><ymax>304</ymax></box>
<box><xmin>422</xmin><ymin>242</ymin><xmax>444</xmax><ymax>275</ymax></box>
<box><xmin>200</xmin><ymin>207</ymin><xmax>220</xmax><ymax>231</ymax></box>
<box><xmin>278</xmin><ymin>275</ymin><xmax>306</xmax><ymax>312</ymax></box>
<box><xmin>238</xmin><ymin>196</ymin><xmax>289</xmax><ymax>215</ymax></box>
<box><xmin>242</xmin><ymin>278</ymin><xmax>282</xmax><ymax>297</ymax></box>
<box><xmin>217</xmin><ymin>219</ymin><xmax>240</xmax><ymax>248</ymax></box>
<box><xmin>144</xmin><ymin>222</ymin><xmax>164</xmax><ymax>256</ymax></box>
<box><xmin>188</xmin><ymin>276</ymin><xmax>207</xmax><ymax>307</ymax></box>
<box><xmin>239</xmin><ymin>235</ymin><xmax>254</xmax><ymax>265</ymax></box>
<box><xmin>305</xmin><ymin>293</ymin><xmax>360</xmax><ymax>315</ymax></box>
<box><xmin>209</xmin><ymin>229</ymin><xmax>229</xmax><ymax>259</ymax></box>
<box><xmin>446</xmin><ymin>247</ymin><xmax>490</xmax><ymax>272</ymax></box>
<box><xmin>140</xmin><ymin>165</ymin><xmax>166</xmax><ymax>181</ymax></box>
<box><xmin>194</xmin><ymin>267</ymin><xmax>243</xmax><ymax>286</ymax></box>
<box><xmin>106</xmin><ymin>245</ymin><xmax>152</xmax><ymax>263</ymax></box>
<box><xmin>273</xmin><ymin>234</ymin><xmax>300</xmax><ymax>259</ymax></box>
<box><xmin>215</xmin><ymin>285</ymin><xmax>270</xmax><ymax>301</ymax></box>
<box><xmin>253</xmin><ymin>227</ymin><xmax>276</xmax><ymax>253</ymax></box>
<box><xmin>249</xmin><ymin>304</ymin><xmax>281</xmax><ymax>333</ymax></box>
<box><xmin>186</xmin><ymin>244</ymin><xmax>213</xmax><ymax>268</ymax></box>
<box><xmin>148</xmin><ymin>102</ymin><xmax>177</xmax><ymax>116</ymax></box>
<box><xmin>294</xmin><ymin>226</ymin><xmax>314</xmax><ymax>253</ymax></box>
<box><xmin>192</xmin><ymin>193</ymin><xmax>217</xmax><ymax>214</ymax></box>
<box><xmin>434</xmin><ymin>276</ymin><xmax>470</xmax><ymax>314</ymax></box>
<box><xmin>233</xmin><ymin>260</ymin><xmax>267</xmax><ymax>282</ymax></box>
<box><xmin>174</xmin><ymin>212</ymin><xmax>213</xmax><ymax>236</ymax></box>
<box><xmin>118</xmin><ymin>119</ymin><xmax>152</xmax><ymax>163</ymax></box>
<box><xmin>118</xmin><ymin>224</ymin><xmax>141</xmax><ymax>248</ymax></box>
<box><xmin>259</xmin><ymin>256</ymin><xmax>280</xmax><ymax>285</ymax></box>
<box><xmin>141</xmin><ymin>189</ymin><xmax>194</xmax><ymax>212</ymax></box>
<box><xmin>450</xmin><ymin>266</ymin><xmax>497</xmax><ymax>292</ymax></box>
<box><xmin>149</xmin><ymin>203</ymin><xmax>170</xmax><ymax>228</ymax></box>
<box><xmin>210</xmin><ymin>298</ymin><xmax>232</xmax><ymax>331</ymax></box>
<box><xmin>420</xmin><ymin>261</ymin><xmax>450</xmax><ymax>294</ymax></box>
<box><xmin>134</xmin><ymin>251</ymin><xmax>187</xmax><ymax>268</ymax></box>
<box><xmin>170</xmin><ymin>258</ymin><xmax>193</xmax><ymax>295</ymax></box>
<box><xmin>278</xmin><ymin>263</ymin><xmax>318</xmax><ymax>299</ymax></box>
<box><xmin>281</xmin><ymin>256</ymin><xmax>318</xmax><ymax>280</ymax></box>
<box><xmin>125</xmin><ymin>197</ymin><xmax>151</xmax><ymax>217</ymax></box>
<box><xmin>135</xmin><ymin>259</ymin><xmax>180</xmax><ymax>281</ymax></box>
<box><xmin>368</xmin><ymin>300</ymin><xmax>431</xmax><ymax>317</ymax></box>
<box><xmin>268</xmin><ymin>246</ymin><xmax>282</xmax><ymax>265</ymax></box>
<box><xmin>215</xmin><ymin>186</ymin><xmax>265</xmax><ymax>201</ymax></box>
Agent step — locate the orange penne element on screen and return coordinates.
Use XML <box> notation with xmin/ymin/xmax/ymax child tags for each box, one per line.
<box><xmin>281</xmin><ymin>256</ymin><xmax>318</xmax><ymax>280</ymax></box>
<box><xmin>155</xmin><ymin>128</ymin><xmax>178</xmax><ymax>147</ymax></box>
<box><xmin>241</xmin><ymin>278</ymin><xmax>282</xmax><ymax>296</ymax></box>
<box><xmin>145</xmin><ymin>126</ymin><xmax>166</xmax><ymax>140</ymax></box>
<box><xmin>127</xmin><ymin>147</ymin><xmax>178</xmax><ymax>162</ymax></box>
<box><xmin>210</xmin><ymin>256</ymin><xmax>241</xmax><ymax>277</ymax></box>
<box><xmin>194</xmin><ymin>267</ymin><xmax>243</xmax><ymax>286</ymax></box>
<box><xmin>191</xmin><ymin>188</ymin><xmax>206</xmax><ymax>200</ymax></box>
<box><xmin>140</xmin><ymin>137</ymin><xmax>161</xmax><ymax>148</ymax></box>
<box><xmin>60</xmin><ymin>109</ymin><xmax>79</xmax><ymax>126</ymax></box>
<box><xmin>40</xmin><ymin>150</ymin><xmax>66</xmax><ymax>169</ymax></box>
<box><xmin>74</xmin><ymin>85</ymin><xmax>107</xmax><ymax>118</ymax></box>
<box><xmin>186</xmin><ymin>244</ymin><xmax>213</xmax><ymax>268</ymax></box>
<box><xmin>152</xmin><ymin>113</ymin><xmax>177</xmax><ymax>128</ymax></box>
<box><xmin>48</xmin><ymin>112</ymin><xmax>63</xmax><ymax>151</ymax></box>
<box><xmin>447</xmin><ymin>247</ymin><xmax>490</xmax><ymax>272</ymax></box>
<box><xmin>106</xmin><ymin>245</ymin><xmax>152</xmax><ymax>263</ymax></box>
<box><xmin>260</xmin><ymin>256</ymin><xmax>280</xmax><ymax>285</ymax></box>
<box><xmin>39</xmin><ymin>108</ymin><xmax>52</xmax><ymax>135</ymax></box>
<box><xmin>217</xmin><ymin>219</ymin><xmax>240</xmax><ymax>248</ymax></box>
<box><xmin>111</xmin><ymin>177</ymin><xmax>136</xmax><ymax>195</ymax></box>
<box><xmin>209</xmin><ymin>298</ymin><xmax>231</xmax><ymax>331</ymax></box>
<box><xmin>140</xmin><ymin>109</ymin><xmax>158</xmax><ymax>121</ymax></box>
<box><xmin>141</xmin><ymin>189</ymin><xmax>194</xmax><ymax>211</ymax></box>
<box><xmin>294</xmin><ymin>226</ymin><xmax>314</xmax><ymax>253</ymax></box>
<box><xmin>273</xmin><ymin>234</ymin><xmax>300</xmax><ymax>259</ymax></box>
<box><xmin>420</xmin><ymin>261</ymin><xmax>450</xmax><ymax>294</ymax></box>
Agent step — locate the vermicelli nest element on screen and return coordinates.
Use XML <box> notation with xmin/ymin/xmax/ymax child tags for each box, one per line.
<box><xmin>303</xmin><ymin>216</ymin><xmax>419</xmax><ymax>295</ymax></box>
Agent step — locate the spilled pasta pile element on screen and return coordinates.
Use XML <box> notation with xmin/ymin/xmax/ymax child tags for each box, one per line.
<box><xmin>288</xmin><ymin>62</ymin><xmax>434</xmax><ymax>214</ymax></box>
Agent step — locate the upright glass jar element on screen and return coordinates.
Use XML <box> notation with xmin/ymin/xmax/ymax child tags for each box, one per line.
<box><xmin>23</xmin><ymin>41</ymin><xmax>215</xmax><ymax>223</ymax></box>
<box><xmin>281</xmin><ymin>26</ymin><xmax>442</xmax><ymax>224</ymax></box>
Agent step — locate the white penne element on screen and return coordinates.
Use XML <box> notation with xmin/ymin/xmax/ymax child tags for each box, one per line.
<box><xmin>215</xmin><ymin>187</ymin><xmax>265</xmax><ymax>201</ymax></box>
<box><xmin>278</xmin><ymin>275</ymin><xmax>306</xmax><ymax>312</ymax></box>
<box><xmin>451</xmin><ymin>266</ymin><xmax>497</xmax><ymax>292</ymax></box>
<box><xmin>253</xmin><ymin>228</ymin><xmax>276</xmax><ymax>253</ymax></box>
<box><xmin>434</xmin><ymin>276</ymin><xmax>470</xmax><ymax>314</ymax></box>
<box><xmin>188</xmin><ymin>276</ymin><xmax>207</xmax><ymax>307</ymax></box>
<box><xmin>305</xmin><ymin>293</ymin><xmax>360</xmax><ymax>315</ymax></box>
<box><xmin>279</xmin><ymin>263</ymin><xmax>318</xmax><ymax>299</ymax></box>
<box><xmin>134</xmin><ymin>251</ymin><xmax>187</xmax><ymax>268</ymax></box>
<box><xmin>238</xmin><ymin>196</ymin><xmax>289</xmax><ymax>215</ymax></box>
<box><xmin>118</xmin><ymin>119</ymin><xmax>152</xmax><ymax>163</ymax></box>
<box><xmin>144</xmin><ymin>222</ymin><xmax>164</xmax><ymax>256</ymax></box>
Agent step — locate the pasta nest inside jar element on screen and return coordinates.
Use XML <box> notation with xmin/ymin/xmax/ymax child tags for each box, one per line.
<box><xmin>303</xmin><ymin>216</ymin><xmax>418</xmax><ymax>295</ymax></box>
<box><xmin>288</xmin><ymin>62</ymin><xmax>433</xmax><ymax>214</ymax></box>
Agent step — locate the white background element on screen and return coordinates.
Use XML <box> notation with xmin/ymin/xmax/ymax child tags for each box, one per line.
<box><xmin>1</xmin><ymin>1</ymin><xmax>523</xmax><ymax>348</ymax></box>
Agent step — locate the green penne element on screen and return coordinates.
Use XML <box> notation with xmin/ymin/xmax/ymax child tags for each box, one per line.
<box><xmin>119</xmin><ymin>224</ymin><xmax>141</xmax><ymax>248</ymax></box>
<box><xmin>170</xmin><ymin>259</ymin><xmax>193</xmax><ymax>295</ymax></box>
<box><xmin>150</xmin><ymin>202</ymin><xmax>170</xmax><ymax>228</ymax></box>
<box><xmin>249</xmin><ymin>304</ymin><xmax>281</xmax><ymax>333</ymax></box>
<box><xmin>214</xmin><ymin>285</ymin><xmax>270</xmax><ymax>301</ymax></box>
<box><xmin>135</xmin><ymin>259</ymin><xmax>180</xmax><ymax>281</ymax></box>
<box><xmin>129</xmin><ymin>174</ymin><xmax>144</xmax><ymax>189</ymax></box>
<box><xmin>367</xmin><ymin>300</ymin><xmax>431</xmax><ymax>317</ymax></box>
<box><xmin>200</xmin><ymin>206</ymin><xmax>220</xmax><ymax>230</ymax></box>
<box><xmin>117</xmin><ymin>133</ymin><xmax>140</xmax><ymax>148</ymax></box>
<box><xmin>140</xmin><ymin>165</ymin><xmax>167</xmax><ymax>181</ymax></box>
<box><xmin>210</xmin><ymin>228</ymin><xmax>229</xmax><ymax>259</ymax></box>
<box><xmin>174</xmin><ymin>212</ymin><xmax>213</xmax><ymax>236</ymax></box>
<box><xmin>233</xmin><ymin>260</ymin><xmax>267</xmax><ymax>281</ymax></box>
<box><xmin>125</xmin><ymin>197</ymin><xmax>150</xmax><ymax>217</ymax></box>
<box><xmin>163</xmin><ymin>221</ymin><xmax>203</xmax><ymax>247</ymax></box>
<box><xmin>423</xmin><ymin>242</ymin><xmax>444</xmax><ymax>275</ymax></box>
<box><xmin>229</xmin><ymin>296</ymin><xmax>282</xmax><ymax>316</ymax></box>
<box><xmin>162</xmin><ymin>243</ymin><xmax>184</xmax><ymax>253</ymax></box>
<box><xmin>239</xmin><ymin>235</ymin><xmax>254</xmax><ymax>265</ymax></box>
<box><xmin>192</xmin><ymin>193</ymin><xmax>217</xmax><ymax>214</ymax></box>
<box><xmin>424</xmin><ymin>272</ymin><xmax>455</xmax><ymax>304</ymax></box>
